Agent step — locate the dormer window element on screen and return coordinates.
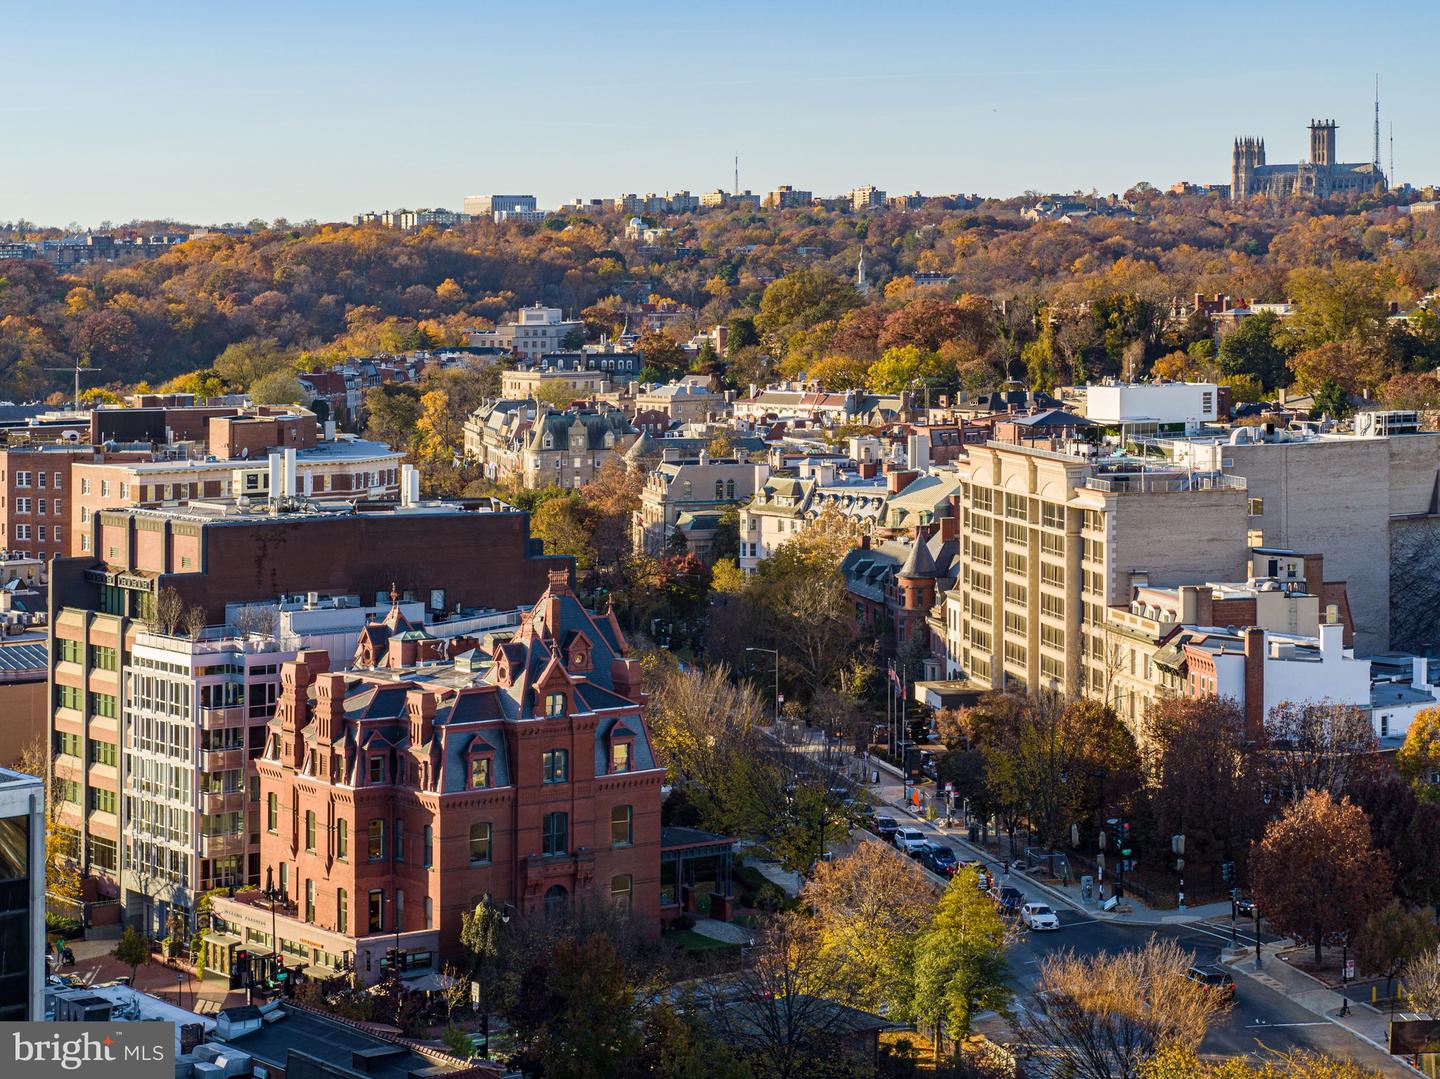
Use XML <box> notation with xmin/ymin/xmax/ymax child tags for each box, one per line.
<box><xmin>368</xmin><ymin>756</ymin><xmax>384</xmax><ymax>784</ymax></box>
<box><xmin>546</xmin><ymin>692</ymin><xmax>566</xmax><ymax>717</ymax></box>
<box><xmin>543</xmin><ymin>434</ymin><xmax>554</xmax><ymax>449</ymax></box>
<box><xmin>611</xmin><ymin>741</ymin><xmax>631</xmax><ymax>774</ymax></box>
<box><xmin>469</xmin><ymin>754</ymin><xmax>493</xmax><ymax>790</ymax></box>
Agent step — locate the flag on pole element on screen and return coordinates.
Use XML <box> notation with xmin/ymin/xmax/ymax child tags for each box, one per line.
<box><xmin>888</xmin><ymin>662</ymin><xmax>903</xmax><ymax>695</ymax></box>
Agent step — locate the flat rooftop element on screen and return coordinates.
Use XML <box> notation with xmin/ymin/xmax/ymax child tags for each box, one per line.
<box><xmin>106</xmin><ymin>496</ymin><xmax>520</xmax><ymax>527</ymax></box>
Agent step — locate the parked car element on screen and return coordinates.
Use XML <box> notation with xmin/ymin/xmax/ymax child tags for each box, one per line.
<box><xmin>921</xmin><ymin>843</ymin><xmax>959</xmax><ymax>877</ymax></box>
<box><xmin>873</xmin><ymin>816</ymin><xmax>900</xmax><ymax>840</ymax></box>
<box><xmin>1186</xmin><ymin>964</ymin><xmax>1236</xmax><ymax>1000</ymax></box>
<box><xmin>1021</xmin><ymin>902</ymin><xmax>1060</xmax><ymax>931</ymax></box>
<box><xmin>894</xmin><ymin>827</ymin><xmax>929</xmax><ymax>856</ymax></box>
<box><xmin>993</xmin><ymin>887</ymin><xmax>1025</xmax><ymax>915</ymax></box>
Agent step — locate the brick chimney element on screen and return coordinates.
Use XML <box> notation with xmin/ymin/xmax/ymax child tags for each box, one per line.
<box><xmin>887</xmin><ymin>468</ymin><xmax>918</xmax><ymax>494</ymax></box>
<box><xmin>1242</xmin><ymin>627</ymin><xmax>1266</xmax><ymax>740</ymax></box>
<box><xmin>277</xmin><ymin>650</ymin><xmax>330</xmax><ymax>770</ymax></box>
<box><xmin>407</xmin><ymin>689</ymin><xmax>436</xmax><ymax>747</ymax></box>
<box><xmin>857</xmin><ymin>461</ymin><xmax>877</xmax><ymax>479</ymax></box>
<box><xmin>312</xmin><ymin>671</ymin><xmax>346</xmax><ymax>743</ymax></box>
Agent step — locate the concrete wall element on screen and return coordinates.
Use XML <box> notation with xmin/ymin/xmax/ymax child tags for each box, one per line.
<box><xmin>1225</xmin><ymin>438</ymin><xmax>1393</xmax><ymax>652</ymax></box>
<box><xmin>1107</xmin><ymin>489</ymin><xmax>1249</xmax><ymax>606</ymax></box>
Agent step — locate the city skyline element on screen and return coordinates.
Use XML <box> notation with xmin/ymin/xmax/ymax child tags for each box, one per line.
<box><xmin>5</xmin><ymin>0</ymin><xmax>1434</xmax><ymax>226</ymax></box>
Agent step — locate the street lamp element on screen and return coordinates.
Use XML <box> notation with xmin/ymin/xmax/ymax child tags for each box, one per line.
<box><xmin>262</xmin><ymin>866</ymin><xmax>283</xmax><ymax>993</ymax></box>
<box><xmin>745</xmin><ymin>647</ymin><xmax>780</xmax><ymax>732</ymax></box>
<box><xmin>1253</xmin><ymin>902</ymin><xmax>1262</xmax><ymax>970</ymax></box>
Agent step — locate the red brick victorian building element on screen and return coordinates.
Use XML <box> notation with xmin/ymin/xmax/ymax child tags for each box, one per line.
<box><xmin>209</xmin><ymin>569</ymin><xmax>664</xmax><ymax>984</ymax></box>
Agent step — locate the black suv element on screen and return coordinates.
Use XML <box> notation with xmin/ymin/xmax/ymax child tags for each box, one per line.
<box><xmin>873</xmin><ymin>816</ymin><xmax>900</xmax><ymax>841</ymax></box>
<box><xmin>1186</xmin><ymin>964</ymin><xmax>1237</xmax><ymax>1000</ymax></box>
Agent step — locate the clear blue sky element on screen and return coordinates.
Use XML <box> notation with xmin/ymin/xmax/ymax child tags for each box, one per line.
<box><xmin>6</xmin><ymin>0</ymin><xmax>1435</xmax><ymax>226</ymax></box>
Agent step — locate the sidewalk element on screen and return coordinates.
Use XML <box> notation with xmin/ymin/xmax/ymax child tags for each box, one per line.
<box><xmin>857</xmin><ymin>751</ymin><xmax>1230</xmax><ymax>926</ymax></box>
<box><xmin>1227</xmin><ymin>942</ymin><xmax>1417</xmax><ymax>1074</ymax></box>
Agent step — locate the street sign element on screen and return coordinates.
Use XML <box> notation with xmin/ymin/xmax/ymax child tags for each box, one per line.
<box><xmin>945</xmin><ymin>782</ymin><xmax>954</xmax><ymax>793</ymax></box>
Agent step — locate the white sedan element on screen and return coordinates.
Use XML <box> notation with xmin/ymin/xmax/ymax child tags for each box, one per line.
<box><xmin>1021</xmin><ymin>902</ymin><xmax>1060</xmax><ymax>931</ymax></box>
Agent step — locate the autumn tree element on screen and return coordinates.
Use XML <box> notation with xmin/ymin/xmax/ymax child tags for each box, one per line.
<box><xmin>16</xmin><ymin>736</ymin><xmax>82</xmax><ymax>910</ymax></box>
<box><xmin>1349</xmin><ymin>774</ymin><xmax>1440</xmax><ymax>908</ymax></box>
<box><xmin>867</xmin><ymin>344</ymin><xmax>949</xmax><ymax>393</ymax></box>
<box><xmin>112</xmin><ymin>925</ymin><xmax>151</xmax><ymax>986</ymax></box>
<box><xmin>1355</xmin><ymin>900</ymin><xmax>1437</xmax><ymax>1000</ymax></box>
<box><xmin>1250</xmin><ymin>790</ymin><xmax>1392</xmax><ymax>966</ymax></box>
<box><xmin>912</xmin><ymin>867</ymin><xmax>1011</xmax><ymax>1056</ymax></box>
<box><xmin>1216</xmin><ymin>311</ymin><xmax>1290</xmax><ymax>390</ymax></box>
<box><xmin>1144</xmin><ymin>697</ymin><xmax>1267</xmax><ymax>873</ymax></box>
<box><xmin>1263</xmin><ymin>700</ymin><xmax>1380</xmax><ymax>800</ymax></box>
<box><xmin>1140</xmin><ymin>1045</ymin><xmax>1384</xmax><ymax>1079</ymax></box>
<box><xmin>1015</xmin><ymin>937</ymin><xmax>1229</xmax><ymax>1079</ymax></box>
<box><xmin>698</xmin><ymin>911</ymin><xmax>874</xmax><ymax>1079</ymax></box>
<box><xmin>806</xmin><ymin>842</ymin><xmax>934</xmax><ymax>1017</ymax></box>
<box><xmin>1396</xmin><ymin>707</ymin><xmax>1440</xmax><ymax>802</ymax></box>
<box><xmin>1401</xmin><ymin>949</ymin><xmax>1440</xmax><ymax>1016</ymax></box>
<box><xmin>755</xmin><ymin>269</ymin><xmax>863</xmax><ymax>358</ymax></box>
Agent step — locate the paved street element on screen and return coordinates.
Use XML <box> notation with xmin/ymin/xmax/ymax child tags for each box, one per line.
<box><xmin>811</xmin><ymin>741</ymin><xmax>1417</xmax><ymax>1077</ymax></box>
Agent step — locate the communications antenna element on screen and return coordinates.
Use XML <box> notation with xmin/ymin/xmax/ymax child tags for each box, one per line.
<box><xmin>734</xmin><ymin>155</ymin><xmax>739</xmax><ymax>195</ymax></box>
<box><xmin>45</xmin><ymin>362</ymin><xmax>103</xmax><ymax>410</ymax></box>
<box><xmin>1373</xmin><ymin>74</ymin><xmax>1382</xmax><ymax>173</ymax></box>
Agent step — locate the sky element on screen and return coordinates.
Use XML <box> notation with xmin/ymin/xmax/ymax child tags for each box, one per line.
<box><xmin>5</xmin><ymin>0</ymin><xmax>1437</xmax><ymax>227</ymax></box>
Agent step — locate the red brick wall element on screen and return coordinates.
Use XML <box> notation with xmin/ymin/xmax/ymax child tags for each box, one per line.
<box><xmin>95</xmin><ymin>510</ymin><xmax>567</xmax><ymax>620</ymax></box>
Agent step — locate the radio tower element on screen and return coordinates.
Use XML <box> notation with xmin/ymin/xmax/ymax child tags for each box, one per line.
<box><xmin>1373</xmin><ymin>74</ymin><xmax>1382</xmax><ymax>175</ymax></box>
<box><xmin>1389</xmin><ymin>122</ymin><xmax>1395</xmax><ymax>188</ymax></box>
<box><xmin>734</xmin><ymin>155</ymin><xmax>739</xmax><ymax>195</ymax></box>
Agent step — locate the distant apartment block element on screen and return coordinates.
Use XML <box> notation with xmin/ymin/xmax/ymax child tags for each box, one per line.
<box><xmin>764</xmin><ymin>186</ymin><xmax>813</xmax><ymax>209</ymax></box>
<box><xmin>463</xmin><ymin>194</ymin><xmax>537</xmax><ymax>215</ymax></box>
<box><xmin>850</xmin><ymin>185</ymin><xmax>887</xmax><ymax>210</ymax></box>
<box><xmin>468</xmin><ymin>305</ymin><xmax>586</xmax><ymax>360</ymax></box>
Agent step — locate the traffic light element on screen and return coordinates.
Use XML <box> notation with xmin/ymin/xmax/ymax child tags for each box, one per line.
<box><xmin>229</xmin><ymin>948</ymin><xmax>249</xmax><ymax>990</ymax></box>
<box><xmin>1220</xmin><ymin>860</ymin><xmax>1236</xmax><ymax>884</ymax></box>
<box><xmin>1107</xmin><ymin>818</ymin><xmax>1132</xmax><ymax>858</ymax></box>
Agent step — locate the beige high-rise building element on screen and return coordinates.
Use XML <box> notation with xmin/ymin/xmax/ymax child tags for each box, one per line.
<box><xmin>942</xmin><ymin>442</ymin><xmax>1250</xmax><ymax>698</ymax></box>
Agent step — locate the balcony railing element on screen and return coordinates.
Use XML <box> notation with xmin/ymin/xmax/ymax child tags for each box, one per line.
<box><xmin>200</xmin><ymin>790</ymin><xmax>247</xmax><ymax>815</ymax></box>
<box><xmin>1083</xmin><ymin>471</ymin><xmax>1246</xmax><ymax>494</ymax></box>
<box><xmin>201</xmin><ymin>748</ymin><xmax>246</xmax><ymax>772</ymax></box>
<box><xmin>198</xmin><ymin>833</ymin><xmax>247</xmax><ymax>858</ymax></box>
<box><xmin>199</xmin><ymin>706</ymin><xmax>246</xmax><ymax>730</ymax></box>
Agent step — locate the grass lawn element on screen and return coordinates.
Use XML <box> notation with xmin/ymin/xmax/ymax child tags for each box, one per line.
<box><xmin>664</xmin><ymin>929</ymin><xmax>739</xmax><ymax>954</ymax></box>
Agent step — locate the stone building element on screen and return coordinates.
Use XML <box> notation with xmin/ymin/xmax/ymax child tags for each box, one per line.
<box><xmin>1231</xmin><ymin>120</ymin><xmax>1384</xmax><ymax>200</ymax></box>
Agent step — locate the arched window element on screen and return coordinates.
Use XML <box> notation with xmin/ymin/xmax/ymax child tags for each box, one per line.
<box><xmin>545</xmin><ymin>884</ymin><xmax>568</xmax><ymax>919</ymax></box>
<box><xmin>715</xmin><ymin>480</ymin><xmax>724</xmax><ymax>498</ymax></box>
<box><xmin>610</xmin><ymin>874</ymin><xmax>632</xmax><ymax>914</ymax></box>
<box><xmin>610</xmin><ymin>805</ymin><xmax>633</xmax><ymax>847</ymax></box>
<box><xmin>469</xmin><ymin>822</ymin><xmax>492</xmax><ymax>864</ymax></box>
<box><xmin>726</xmin><ymin>479</ymin><xmax>735</xmax><ymax>499</ymax></box>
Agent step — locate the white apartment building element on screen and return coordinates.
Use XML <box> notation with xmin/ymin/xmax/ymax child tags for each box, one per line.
<box><xmin>1082</xmin><ymin>381</ymin><xmax>1221</xmax><ymax>436</ymax></box>
<box><xmin>468</xmin><ymin>305</ymin><xmax>586</xmax><ymax>360</ymax></box>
